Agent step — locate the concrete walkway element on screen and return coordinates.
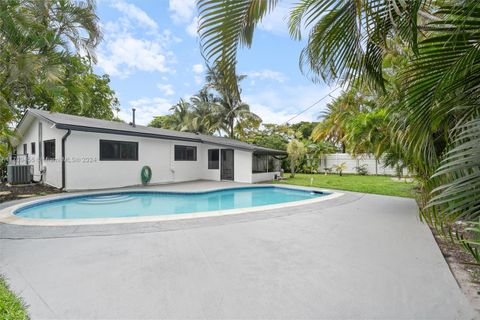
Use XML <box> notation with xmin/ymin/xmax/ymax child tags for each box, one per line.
<box><xmin>0</xmin><ymin>182</ymin><xmax>476</xmax><ymax>319</ymax></box>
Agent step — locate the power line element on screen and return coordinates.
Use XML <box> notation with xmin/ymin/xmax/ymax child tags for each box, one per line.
<box><xmin>283</xmin><ymin>86</ymin><xmax>341</xmax><ymax>124</ymax></box>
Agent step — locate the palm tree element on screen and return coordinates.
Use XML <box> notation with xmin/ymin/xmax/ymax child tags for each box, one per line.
<box><xmin>204</xmin><ymin>66</ymin><xmax>260</xmax><ymax>138</ymax></box>
<box><xmin>287</xmin><ymin>139</ymin><xmax>305</xmax><ymax>178</ymax></box>
<box><xmin>400</xmin><ymin>3</ymin><xmax>480</xmax><ymax>223</ymax></box>
<box><xmin>303</xmin><ymin>141</ymin><xmax>336</xmax><ymax>174</ymax></box>
<box><xmin>169</xmin><ymin>99</ymin><xmax>191</xmax><ymax>131</ymax></box>
<box><xmin>197</xmin><ymin>0</ymin><xmax>480</xmax><ymax>257</ymax></box>
<box><xmin>311</xmin><ymin>90</ymin><xmax>367</xmax><ymax>152</ymax></box>
<box><xmin>188</xmin><ymin>90</ymin><xmax>222</xmax><ymax>134</ymax></box>
<box><xmin>198</xmin><ymin>0</ymin><xmax>432</xmax><ymax>94</ymax></box>
<box><xmin>0</xmin><ymin>0</ymin><xmax>101</xmax><ymax>155</ymax></box>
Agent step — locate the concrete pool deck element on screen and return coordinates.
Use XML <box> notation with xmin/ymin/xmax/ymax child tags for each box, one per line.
<box><xmin>0</xmin><ymin>181</ymin><xmax>476</xmax><ymax>319</ymax></box>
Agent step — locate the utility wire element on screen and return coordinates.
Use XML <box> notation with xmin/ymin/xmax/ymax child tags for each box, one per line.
<box><xmin>283</xmin><ymin>86</ymin><xmax>341</xmax><ymax>124</ymax></box>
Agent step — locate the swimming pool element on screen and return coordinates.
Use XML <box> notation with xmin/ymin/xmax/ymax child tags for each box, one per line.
<box><xmin>13</xmin><ymin>186</ymin><xmax>329</xmax><ymax>220</ymax></box>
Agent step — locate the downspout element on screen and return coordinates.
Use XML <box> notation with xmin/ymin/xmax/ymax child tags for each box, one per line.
<box><xmin>61</xmin><ymin>129</ymin><xmax>71</xmax><ymax>190</ymax></box>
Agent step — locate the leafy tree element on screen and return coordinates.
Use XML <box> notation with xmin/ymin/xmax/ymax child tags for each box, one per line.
<box><xmin>148</xmin><ymin>115</ymin><xmax>177</xmax><ymax>129</ymax></box>
<box><xmin>240</xmin><ymin>123</ymin><xmax>296</xmax><ymax>150</ymax></box>
<box><xmin>196</xmin><ymin>0</ymin><xmax>480</xmax><ymax>260</ymax></box>
<box><xmin>155</xmin><ymin>94</ymin><xmax>222</xmax><ymax>134</ymax></box>
<box><xmin>1</xmin><ymin>0</ymin><xmax>101</xmax><ymax>115</ymax></box>
<box><xmin>333</xmin><ymin>163</ymin><xmax>347</xmax><ymax>177</ymax></box>
<box><xmin>290</xmin><ymin>121</ymin><xmax>318</xmax><ymax>140</ymax></box>
<box><xmin>204</xmin><ymin>66</ymin><xmax>260</xmax><ymax>138</ymax></box>
<box><xmin>287</xmin><ymin>139</ymin><xmax>305</xmax><ymax>178</ymax></box>
<box><xmin>198</xmin><ymin>0</ymin><xmax>428</xmax><ymax>94</ymax></box>
<box><xmin>311</xmin><ymin>90</ymin><xmax>370</xmax><ymax>152</ymax></box>
<box><xmin>59</xmin><ymin>57</ymin><xmax>119</xmax><ymax>120</ymax></box>
<box><xmin>0</xmin><ymin>0</ymin><xmax>101</xmax><ymax>156</ymax></box>
<box><xmin>234</xmin><ymin>114</ymin><xmax>262</xmax><ymax>141</ymax></box>
<box><xmin>187</xmin><ymin>89</ymin><xmax>223</xmax><ymax>134</ymax></box>
<box><xmin>398</xmin><ymin>3</ymin><xmax>480</xmax><ymax>224</ymax></box>
<box><xmin>168</xmin><ymin>99</ymin><xmax>192</xmax><ymax>131</ymax></box>
<box><xmin>302</xmin><ymin>141</ymin><xmax>336</xmax><ymax>174</ymax></box>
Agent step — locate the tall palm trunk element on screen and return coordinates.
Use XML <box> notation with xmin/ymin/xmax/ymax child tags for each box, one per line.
<box><xmin>228</xmin><ymin>115</ymin><xmax>235</xmax><ymax>139</ymax></box>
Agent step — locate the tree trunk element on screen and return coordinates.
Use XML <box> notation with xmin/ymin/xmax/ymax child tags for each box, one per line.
<box><xmin>229</xmin><ymin>116</ymin><xmax>234</xmax><ymax>139</ymax></box>
<box><xmin>290</xmin><ymin>160</ymin><xmax>295</xmax><ymax>178</ymax></box>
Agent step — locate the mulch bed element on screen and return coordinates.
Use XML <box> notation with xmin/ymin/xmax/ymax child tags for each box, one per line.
<box><xmin>431</xmin><ymin>226</ymin><xmax>480</xmax><ymax>312</ymax></box>
<box><xmin>0</xmin><ymin>183</ymin><xmax>63</xmax><ymax>203</ymax></box>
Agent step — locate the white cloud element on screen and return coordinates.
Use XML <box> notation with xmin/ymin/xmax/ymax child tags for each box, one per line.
<box><xmin>169</xmin><ymin>0</ymin><xmax>195</xmax><ymax>23</ymax></box>
<box><xmin>97</xmin><ymin>34</ymin><xmax>172</xmax><ymax>77</ymax></box>
<box><xmin>248</xmin><ymin>69</ymin><xmax>287</xmax><ymax>83</ymax></box>
<box><xmin>110</xmin><ymin>0</ymin><xmax>158</xmax><ymax>30</ymax></box>
<box><xmin>169</xmin><ymin>0</ymin><xmax>198</xmax><ymax>37</ymax></box>
<box><xmin>97</xmin><ymin>3</ymin><xmax>178</xmax><ymax>78</ymax></box>
<box><xmin>192</xmin><ymin>64</ymin><xmax>204</xmax><ymax>84</ymax></box>
<box><xmin>258</xmin><ymin>4</ymin><xmax>290</xmax><ymax>36</ymax></box>
<box><xmin>194</xmin><ymin>75</ymin><xmax>203</xmax><ymax>85</ymax></box>
<box><xmin>186</xmin><ymin>16</ymin><xmax>198</xmax><ymax>37</ymax></box>
<box><xmin>120</xmin><ymin>97</ymin><xmax>174</xmax><ymax>125</ymax></box>
<box><xmin>192</xmin><ymin>64</ymin><xmax>205</xmax><ymax>74</ymax></box>
<box><xmin>243</xmin><ymin>84</ymin><xmax>339</xmax><ymax>124</ymax></box>
<box><xmin>157</xmin><ymin>84</ymin><xmax>175</xmax><ymax>96</ymax></box>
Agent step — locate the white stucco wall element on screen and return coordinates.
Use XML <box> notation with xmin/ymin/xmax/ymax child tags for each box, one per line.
<box><xmin>66</xmin><ymin>131</ymin><xmax>177</xmax><ymax>190</ymax></box>
<box><xmin>251</xmin><ymin>172</ymin><xmax>281</xmax><ymax>183</ymax></box>
<box><xmin>201</xmin><ymin>146</ymin><xmax>221</xmax><ymax>181</ymax></box>
<box><xmin>170</xmin><ymin>142</ymin><xmax>206</xmax><ymax>183</ymax></box>
<box><xmin>64</xmin><ymin>132</ymin><xmax>232</xmax><ymax>190</ymax></box>
<box><xmin>13</xmin><ymin>120</ymin><xmax>259</xmax><ymax>190</ymax></box>
<box><xmin>14</xmin><ymin>118</ymin><xmax>64</xmax><ymax>188</ymax></box>
<box><xmin>233</xmin><ymin>149</ymin><xmax>253</xmax><ymax>183</ymax></box>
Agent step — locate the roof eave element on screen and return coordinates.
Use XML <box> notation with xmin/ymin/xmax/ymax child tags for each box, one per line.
<box><xmin>253</xmin><ymin>148</ymin><xmax>288</xmax><ymax>155</ymax></box>
<box><xmin>55</xmin><ymin>123</ymin><xmax>204</xmax><ymax>143</ymax></box>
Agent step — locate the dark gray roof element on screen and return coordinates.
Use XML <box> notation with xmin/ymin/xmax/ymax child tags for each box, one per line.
<box><xmin>26</xmin><ymin>109</ymin><xmax>286</xmax><ymax>154</ymax></box>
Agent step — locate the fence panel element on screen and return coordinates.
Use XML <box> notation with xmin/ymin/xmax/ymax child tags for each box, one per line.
<box><xmin>318</xmin><ymin>153</ymin><xmax>408</xmax><ymax>176</ymax></box>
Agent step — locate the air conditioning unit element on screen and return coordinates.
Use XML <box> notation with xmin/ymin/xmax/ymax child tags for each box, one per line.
<box><xmin>7</xmin><ymin>165</ymin><xmax>33</xmax><ymax>184</ymax></box>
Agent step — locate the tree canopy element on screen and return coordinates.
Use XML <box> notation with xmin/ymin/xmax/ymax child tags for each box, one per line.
<box><xmin>0</xmin><ymin>0</ymin><xmax>119</xmax><ymax>156</ymax></box>
<box><xmin>197</xmin><ymin>0</ymin><xmax>480</xmax><ymax>261</ymax></box>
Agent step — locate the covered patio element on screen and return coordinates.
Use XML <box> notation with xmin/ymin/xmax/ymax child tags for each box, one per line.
<box><xmin>251</xmin><ymin>148</ymin><xmax>287</xmax><ymax>183</ymax></box>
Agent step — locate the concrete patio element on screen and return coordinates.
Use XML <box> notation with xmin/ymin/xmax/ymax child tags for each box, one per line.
<box><xmin>0</xmin><ymin>181</ymin><xmax>476</xmax><ymax>319</ymax></box>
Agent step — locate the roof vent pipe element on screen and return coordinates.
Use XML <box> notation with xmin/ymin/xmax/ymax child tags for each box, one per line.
<box><xmin>132</xmin><ymin>108</ymin><xmax>136</xmax><ymax>127</ymax></box>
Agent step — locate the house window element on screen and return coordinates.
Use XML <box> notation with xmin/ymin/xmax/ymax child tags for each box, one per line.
<box><xmin>23</xmin><ymin>144</ymin><xmax>27</xmax><ymax>154</ymax></box>
<box><xmin>208</xmin><ymin>149</ymin><xmax>219</xmax><ymax>169</ymax></box>
<box><xmin>44</xmin><ymin>140</ymin><xmax>55</xmax><ymax>160</ymax></box>
<box><xmin>174</xmin><ymin>145</ymin><xmax>197</xmax><ymax>161</ymax></box>
<box><xmin>100</xmin><ymin>140</ymin><xmax>138</xmax><ymax>161</ymax></box>
<box><xmin>31</xmin><ymin>142</ymin><xmax>36</xmax><ymax>155</ymax></box>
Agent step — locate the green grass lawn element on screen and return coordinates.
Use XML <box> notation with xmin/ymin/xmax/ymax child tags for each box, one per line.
<box><xmin>272</xmin><ymin>173</ymin><xmax>416</xmax><ymax>198</ymax></box>
<box><xmin>0</xmin><ymin>276</ymin><xmax>29</xmax><ymax>320</ymax></box>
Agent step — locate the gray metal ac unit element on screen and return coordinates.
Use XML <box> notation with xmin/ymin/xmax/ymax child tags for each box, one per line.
<box><xmin>7</xmin><ymin>165</ymin><xmax>33</xmax><ymax>184</ymax></box>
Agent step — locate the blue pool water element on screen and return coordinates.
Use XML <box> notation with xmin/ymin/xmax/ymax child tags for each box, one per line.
<box><xmin>14</xmin><ymin>187</ymin><xmax>327</xmax><ymax>220</ymax></box>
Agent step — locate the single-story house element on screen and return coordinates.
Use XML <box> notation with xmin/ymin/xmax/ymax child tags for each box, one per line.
<box><xmin>9</xmin><ymin>109</ymin><xmax>286</xmax><ymax>190</ymax></box>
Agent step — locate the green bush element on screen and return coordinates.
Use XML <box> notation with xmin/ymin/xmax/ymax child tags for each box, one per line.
<box><xmin>355</xmin><ymin>164</ymin><xmax>368</xmax><ymax>176</ymax></box>
<box><xmin>0</xmin><ymin>276</ymin><xmax>29</xmax><ymax>320</ymax></box>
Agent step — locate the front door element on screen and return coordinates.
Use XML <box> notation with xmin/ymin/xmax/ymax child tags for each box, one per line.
<box><xmin>221</xmin><ymin>149</ymin><xmax>234</xmax><ymax>180</ymax></box>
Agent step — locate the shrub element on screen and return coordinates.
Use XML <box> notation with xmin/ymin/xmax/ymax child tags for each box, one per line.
<box><xmin>355</xmin><ymin>164</ymin><xmax>368</xmax><ymax>175</ymax></box>
<box><xmin>333</xmin><ymin>162</ymin><xmax>347</xmax><ymax>176</ymax></box>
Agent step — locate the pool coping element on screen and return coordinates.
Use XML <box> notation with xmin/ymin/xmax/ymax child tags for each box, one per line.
<box><xmin>0</xmin><ymin>184</ymin><xmax>344</xmax><ymax>226</ymax></box>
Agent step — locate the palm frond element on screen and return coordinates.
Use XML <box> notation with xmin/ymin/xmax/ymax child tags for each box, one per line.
<box><xmin>198</xmin><ymin>0</ymin><xmax>278</xmax><ymax>96</ymax></box>
<box><xmin>291</xmin><ymin>0</ymin><xmax>426</xmax><ymax>91</ymax></box>
<box><xmin>429</xmin><ymin>118</ymin><xmax>480</xmax><ymax>220</ymax></box>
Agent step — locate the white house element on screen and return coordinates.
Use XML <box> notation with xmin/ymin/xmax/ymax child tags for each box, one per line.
<box><xmin>9</xmin><ymin>109</ymin><xmax>286</xmax><ymax>190</ymax></box>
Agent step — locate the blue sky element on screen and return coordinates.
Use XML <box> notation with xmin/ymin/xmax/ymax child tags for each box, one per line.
<box><xmin>94</xmin><ymin>0</ymin><xmax>336</xmax><ymax>125</ymax></box>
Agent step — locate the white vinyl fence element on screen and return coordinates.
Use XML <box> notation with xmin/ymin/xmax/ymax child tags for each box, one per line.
<box><xmin>318</xmin><ymin>153</ymin><xmax>409</xmax><ymax>176</ymax></box>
